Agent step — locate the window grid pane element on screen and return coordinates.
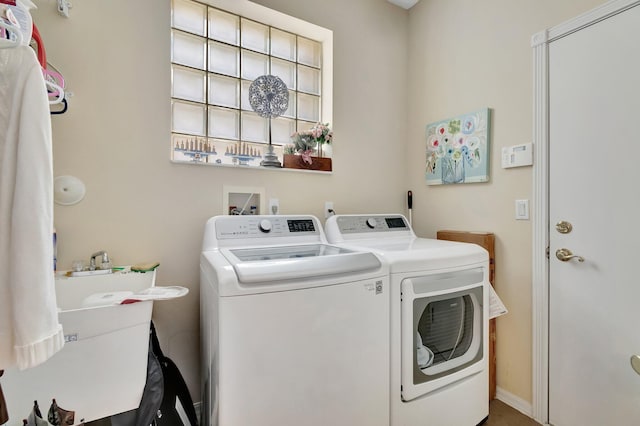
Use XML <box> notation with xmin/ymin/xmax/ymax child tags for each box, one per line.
<box><xmin>172</xmin><ymin>0</ymin><xmax>206</xmax><ymax>37</ymax></box>
<box><xmin>209</xmin><ymin>106</ymin><xmax>240</xmax><ymax>140</ymax></box>
<box><xmin>297</xmin><ymin>92</ymin><xmax>320</xmax><ymax>122</ymax></box>
<box><xmin>172</xmin><ymin>100</ymin><xmax>206</xmax><ymax>136</ymax></box>
<box><xmin>240</xmin><ymin>18</ymin><xmax>269</xmax><ymax>54</ymax></box>
<box><xmin>208</xmin><ymin>74</ymin><xmax>239</xmax><ymax>108</ymax></box>
<box><xmin>240</xmin><ymin>79</ymin><xmax>253</xmax><ymax>111</ymax></box>
<box><xmin>297</xmin><ymin>36</ymin><xmax>322</xmax><ymax>68</ymax></box>
<box><xmin>241</xmin><ymin>111</ymin><xmax>269</xmax><ymax>143</ymax></box>
<box><xmin>240</xmin><ymin>50</ymin><xmax>269</xmax><ymax>81</ymax></box>
<box><xmin>271</xmin><ymin>57</ymin><xmax>296</xmax><ymax>91</ymax></box>
<box><xmin>208</xmin><ymin>7</ymin><xmax>239</xmax><ymax>45</ymax></box>
<box><xmin>271</xmin><ymin>117</ymin><xmax>296</xmax><ymax>145</ymax></box>
<box><xmin>271</xmin><ymin>28</ymin><xmax>296</xmax><ymax>61</ymax></box>
<box><xmin>172</xmin><ymin>30</ymin><xmax>207</xmax><ymax>70</ymax></box>
<box><xmin>172</xmin><ymin>64</ymin><xmax>206</xmax><ymax>103</ymax></box>
<box><xmin>208</xmin><ymin>41</ymin><xmax>240</xmax><ymax>77</ymax></box>
<box><xmin>171</xmin><ymin>0</ymin><xmax>325</xmax><ymax>166</ymax></box>
<box><xmin>297</xmin><ymin>64</ymin><xmax>321</xmax><ymax>95</ymax></box>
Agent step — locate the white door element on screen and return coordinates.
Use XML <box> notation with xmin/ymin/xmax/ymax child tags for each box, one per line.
<box><xmin>548</xmin><ymin>4</ymin><xmax>640</xmax><ymax>425</ymax></box>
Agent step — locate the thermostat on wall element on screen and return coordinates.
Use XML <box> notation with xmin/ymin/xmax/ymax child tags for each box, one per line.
<box><xmin>502</xmin><ymin>143</ymin><xmax>533</xmax><ymax>168</ymax></box>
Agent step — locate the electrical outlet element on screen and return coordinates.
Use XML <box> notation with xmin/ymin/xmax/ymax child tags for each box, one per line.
<box><xmin>269</xmin><ymin>198</ymin><xmax>279</xmax><ymax>215</ymax></box>
<box><xmin>325</xmin><ymin>201</ymin><xmax>334</xmax><ymax>219</ymax></box>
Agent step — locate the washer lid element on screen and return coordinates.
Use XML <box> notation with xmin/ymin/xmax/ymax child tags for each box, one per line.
<box><xmin>222</xmin><ymin>244</ymin><xmax>381</xmax><ymax>283</ymax></box>
<box><xmin>330</xmin><ymin>237</ymin><xmax>487</xmax><ymax>273</ymax></box>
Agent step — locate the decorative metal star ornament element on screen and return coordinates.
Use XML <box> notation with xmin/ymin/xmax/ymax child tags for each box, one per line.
<box><xmin>249</xmin><ymin>75</ymin><xmax>289</xmax><ymax>118</ymax></box>
<box><xmin>248</xmin><ymin>75</ymin><xmax>289</xmax><ymax>167</ymax></box>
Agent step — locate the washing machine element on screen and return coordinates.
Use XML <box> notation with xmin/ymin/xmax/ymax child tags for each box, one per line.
<box><xmin>200</xmin><ymin>215</ymin><xmax>390</xmax><ymax>426</ymax></box>
<box><xmin>325</xmin><ymin>214</ymin><xmax>489</xmax><ymax>426</ymax></box>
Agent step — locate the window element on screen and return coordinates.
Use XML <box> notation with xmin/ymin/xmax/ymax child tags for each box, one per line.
<box><xmin>170</xmin><ymin>0</ymin><xmax>333</xmax><ymax>169</ymax></box>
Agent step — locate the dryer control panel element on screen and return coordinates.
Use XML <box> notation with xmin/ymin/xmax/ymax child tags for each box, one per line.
<box><xmin>333</xmin><ymin>214</ymin><xmax>410</xmax><ymax>234</ymax></box>
<box><xmin>324</xmin><ymin>214</ymin><xmax>416</xmax><ymax>243</ymax></box>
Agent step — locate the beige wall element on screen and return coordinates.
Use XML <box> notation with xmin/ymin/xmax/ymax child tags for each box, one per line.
<box><xmin>31</xmin><ymin>0</ymin><xmax>409</xmax><ymax>401</ymax></box>
<box><xmin>31</xmin><ymin>0</ymin><xmax>606</xmax><ymax>410</ymax></box>
<box><xmin>406</xmin><ymin>0</ymin><xmax>604</xmax><ymax>404</ymax></box>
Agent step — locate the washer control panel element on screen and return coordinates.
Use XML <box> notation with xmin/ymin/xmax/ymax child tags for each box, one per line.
<box><xmin>258</xmin><ymin>219</ymin><xmax>272</xmax><ymax>233</ymax></box>
<box><xmin>215</xmin><ymin>216</ymin><xmax>319</xmax><ymax>239</ymax></box>
<box><xmin>334</xmin><ymin>215</ymin><xmax>410</xmax><ymax>234</ymax></box>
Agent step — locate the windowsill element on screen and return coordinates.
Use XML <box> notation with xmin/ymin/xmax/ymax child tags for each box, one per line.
<box><xmin>169</xmin><ymin>159</ymin><xmax>333</xmax><ymax>174</ymax></box>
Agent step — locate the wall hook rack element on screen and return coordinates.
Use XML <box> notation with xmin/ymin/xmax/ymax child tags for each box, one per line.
<box><xmin>57</xmin><ymin>0</ymin><xmax>71</xmax><ymax>18</ymax></box>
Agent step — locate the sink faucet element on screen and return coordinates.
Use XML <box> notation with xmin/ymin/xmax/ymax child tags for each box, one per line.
<box><xmin>89</xmin><ymin>250</ymin><xmax>111</xmax><ymax>270</ymax></box>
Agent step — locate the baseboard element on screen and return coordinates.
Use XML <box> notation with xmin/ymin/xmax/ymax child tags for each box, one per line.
<box><xmin>495</xmin><ymin>386</ymin><xmax>533</xmax><ymax>418</ymax></box>
<box><xmin>194</xmin><ymin>402</ymin><xmax>202</xmax><ymax>425</ymax></box>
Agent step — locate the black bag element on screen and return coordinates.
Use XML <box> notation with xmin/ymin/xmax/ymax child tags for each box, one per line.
<box><xmin>112</xmin><ymin>322</ymin><xmax>198</xmax><ymax>426</ymax></box>
<box><xmin>134</xmin><ymin>335</ymin><xmax>164</xmax><ymax>426</ymax></box>
<box><xmin>150</xmin><ymin>322</ymin><xmax>198</xmax><ymax>426</ymax></box>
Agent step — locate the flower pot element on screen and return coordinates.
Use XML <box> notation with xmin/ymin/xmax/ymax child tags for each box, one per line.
<box><xmin>283</xmin><ymin>154</ymin><xmax>332</xmax><ymax>172</ymax></box>
<box><xmin>441</xmin><ymin>156</ymin><xmax>465</xmax><ymax>184</ymax></box>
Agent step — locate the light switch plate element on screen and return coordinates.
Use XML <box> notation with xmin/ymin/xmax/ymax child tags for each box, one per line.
<box><xmin>502</xmin><ymin>143</ymin><xmax>533</xmax><ymax>168</ymax></box>
<box><xmin>515</xmin><ymin>199</ymin><xmax>529</xmax><ymax>220</ymax></box>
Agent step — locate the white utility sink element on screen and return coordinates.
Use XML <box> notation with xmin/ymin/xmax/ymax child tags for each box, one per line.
<box><xmin>2</xmin><ymin>269</ymin><xmax>157</xmax><ymax>424</ymax></box>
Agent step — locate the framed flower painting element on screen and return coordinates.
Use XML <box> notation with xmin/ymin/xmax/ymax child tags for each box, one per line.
<box><xmin>425</xmin><ymin>108</ymin><xmax>491</xmax><ymax>185</ymax></box>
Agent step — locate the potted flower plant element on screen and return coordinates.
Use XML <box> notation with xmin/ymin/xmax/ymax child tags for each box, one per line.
<box><xmin>284</xmin><ymin>123</ymin><xmax>333</xmax><ymax>171</ymax></box>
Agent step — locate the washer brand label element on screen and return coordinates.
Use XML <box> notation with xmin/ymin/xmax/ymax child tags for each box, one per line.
<box><xmin>366</xmin><ymin>280</ymin><xmax>383</xmax><ymax>294</ymax></box>
<box><xmin>64</xmin><ymin>333</ymin><xmax>78</xmax><ymax>343</ymax></box>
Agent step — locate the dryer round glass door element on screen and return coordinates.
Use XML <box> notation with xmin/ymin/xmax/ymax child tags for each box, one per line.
<box><xmin>400</xmin><ymin>268</ymin><xmax>487</xmax><ymax>401</ymax></box>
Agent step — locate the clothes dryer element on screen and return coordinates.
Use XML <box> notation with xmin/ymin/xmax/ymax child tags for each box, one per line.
<box><xmin>326</xmin><ymin>214</ymin><xmax>489</xmax><ymax>426</ymax></box>
<box><xmin>200</xmin><ymin>215</ymin><xmax>390</xmax><ymax>426</ymax></box>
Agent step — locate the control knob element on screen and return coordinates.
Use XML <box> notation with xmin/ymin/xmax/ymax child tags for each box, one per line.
<box><xmin>366</xmin><ymin>218</ymin><xmax>377</xmax><ymax>229</ymax></box>
<box><xmin>259</xmin><ymin>219</ymin><xmax>272</xmax><ymax>233</ymax></box>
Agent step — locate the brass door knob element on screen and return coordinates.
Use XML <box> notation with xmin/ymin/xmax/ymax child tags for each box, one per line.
<box><xmin>555</xmin><ymin>221</ymin><xmax>573</xmax><ymax>234</ymax></box>
<box><xmin>631</xmin><ymin>355</ymin><xmax>640</xmax><ymax>376</ymax></box>
<box><xmin>555</xmin><ymin>248</ymin><xmax>585</xmax><ymax>262</ymax></box>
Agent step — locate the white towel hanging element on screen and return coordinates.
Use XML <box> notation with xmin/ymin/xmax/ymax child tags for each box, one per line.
<box><xmin>0</xmin><ymin>45</ymin><xmax>65</xmax><ymax>370</ymax></box>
